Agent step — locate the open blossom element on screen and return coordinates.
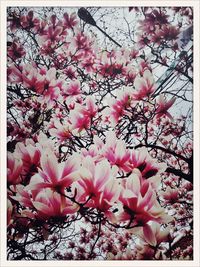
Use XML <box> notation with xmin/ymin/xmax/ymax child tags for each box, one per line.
<box><xmin>27</xmin><ymin>149</ymin><xmax>80</xmax><ymax>193</ymax></box>
<box><xmin>49</xmin><ymin>120</ymin><xmax>72</xmax><ymax>141</ymax></box>
<box><xmin>133</xmin><ymin>70</ymin><xmax>155</xmax><ymax>100</ymax></box>
<box><xmin>63</xmin><ymin>80</ymin><xmax>81</xmax><ymax>97</ymax></box>
<box><xmin>11</xmin><ymin>184</ymin><xmax>34</xmax><ymax>208</ymax></box>
<box><xmin>102</xmin><ymin>131</ymin><xmax>131</xmax><ymax>172</ymax></box>
<box><xmin>37</xmin><ymin>19</ymin><xmax>65</xmax><ymax>45</ymax></box>
<box><xmin>14</xmin><ymin>141</ymin><xmax>41</xmax><ymax>176</ymax></box>
<box><xmin>108</xmin><ymin>88</ymin><xmax>133</xmax><ymax>125</ymax></box>
<box><xmin>143</xmin><ymin>222</ymin><xmax>170</xmax><ymax>246</ymax></box>
<box><xmin>32</xmin><ymin>188</ymin><xmax>78</xmax><ymax>220</ymax></box>
<box><xmin>20</xmin><ymin>10</ymin><xmax>40</xmax><ymax>30</ymax></box>
<box><xmin>12</xmin><ymin>186</ymin><xmax>78</xmax><ymax>220</ymax></box>
<box><xmin>74</xmin><ymin>157</ymin><xmax>120</xmax><ymax>217</ymax></box>
<box><xmin>22</xmin><ymin>65</ymin><xmax>60</xmax><ymax>95</ymax></box>
<box><xmin>161</xmin><ymin>187</ymin><xmax>179</xmax><ymax>203</ymax></box>
<box><xmin>133</xmin><ymin>222</ymin><xmax>170</xmax><ymax>247</ymax></box>
<box><xmin>69</xmin><ymin>104</ymin><xmax>91</xmax><ymax>133</ymax></box>
<box><xmin>7</xmin><ymin>63</ymin><xmax>23</xmax><ymax>83</ymax></box>
<box><xmin>130</xmin><ymin>148</ymin><xmax>167</xmax><ymax>186</ymax></box>
<box><xmin>7</xmin><ymin>152</ymin><xmax>23</xmax><ymax>185</ymax></box>
<box><xmin>156</xmin><ymin>95</ymin><xmax>176</xmax><ymax>120</ymax></box>
<box><xmin>7</xmin><ymin>40</ymin><xmax>26</xmax><ymax>60</ymax></box>
<box><xmin>79</xmin><ymin>57</ymin><xmax>96</xmax><ymax>73</ymax></box>
<box><xmin>69</xmin><ymin>96</ymin><xmax>97</xmax><ymax>133</ymax></box>
<box><xmin>118</xmin><ymin>173</ymin><xmax>172</xmax><ymax>227</ymax></box>
<box><xmin>63</xmin><ymin>12</ymin><xmax>78</xmax><ymax>29</ymax></box>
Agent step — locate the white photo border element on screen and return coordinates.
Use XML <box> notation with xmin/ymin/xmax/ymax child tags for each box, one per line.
<box><xmin>1</xmin><ymin>1</ymin><xmax>199</xmax><ymax>267</ymax></box>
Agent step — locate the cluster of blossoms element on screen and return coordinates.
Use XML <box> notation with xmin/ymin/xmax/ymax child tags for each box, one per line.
<box><xmin>7</xmin><ymin>7</ymin><xmax>193</xmax><ymax>260</ymax></box>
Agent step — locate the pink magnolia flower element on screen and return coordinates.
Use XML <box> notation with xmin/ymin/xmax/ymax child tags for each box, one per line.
<box><xmin>38</xmin><ymin>17</ymin><xmax>64</xmax><ymax>44</ymax></box>
<box><xmin>134</xmin><ymin>222</ymin><xmax>170</xmax><ymax>247</ymax></box>
<box><xmin>108</xmin><ymin>88</ymin><xmax>133</xmax><ymax>125</ymax></box>
<box><xmin>138</xmin><ymin>9</ymin><xmax>169</xmax><ymax>35</ymax></box>
<box><xmin>156</xmin><ymin>95</ymin><xmax>176</xmax><ymax>120</ymax></box>
<box><xmin>161</xmin><ymin>187</ymin><xmax>179</xmax><ymax>203</ymax></box>
<box><xmin>7</xmin><ymin>40</ymin><xmax>26</xmax><ymax>60</ymax></box>
<box><xmin>12</xmin><ymin>185</ymin><xmax>78</xmax><ymax>220</ymax></box>
<box><xmin>7</xmin><ymin>63</ymin><xmax>23</xmax><ymax>84</ymax></box>
<box><xmin>159</xmin><ymin>25</ymin><xmax>180</xmax><ymax>41</ymax></box>
<box><xmin>79</xmin><ymin>57</ymin><xmax>96</xmax><ymax>73</ymax></box>
<box><xmin>7</xmin><ymin>152</ymin><xmax>23</xmax><ymax>185</ymax></box>
<box><xmin>84</xmin><ymin>96</ymin><xmax>97</xmax><ymax>117</ymax></box>
<box><xmin>7</xmin><ymin>11</ymin><xmax>21</xmax><ymax>32</ymax></box>
<box><xmin>118</xmin><ymin>173</ymin><xmax>172</xmax><ymax>227</ymax></box>
<box><xmin>14</xmin><ymin>141</ymin><xmax>41</xmax><ymax>176</ymax></box>
<box><xmin>103</xmin><ymin>131</ymin><xmax>131</xmax><ymax>172</ymax></box>
<box><xmin>143</xmin><ymin>223</ymin><xmax>170</xmax><ymax>246</ymax></box>
<box><xmin>130</xmin><ymin>148</ymin><xmax>166</xmax><ymax>184</ymax></box>
<box><xmin>27</xmin><ymin>149</ymin><xmax>80</xmax><ymax>194</ymax></box>
<box><xmin>74</xmin><ymin>157</ymin><xmax>120</xmax><ymax>217</ymax></box>
<box><xmin>63</xmin><ymin>12</ymin><xmax>78</xmax><ymax>29</ymax></box>
<box><xmin>20</xmin><ymin>10</ymin><xmax>40</xmax><ymax>30</ymax></box>
<box><xmin>11</xmin><ymin>184</ymin><xmax>33</xmax><ymax>208</ymax></box>
<box><xmin>69</xmin><ymin>97</ymin><xmax>97</xmax><ymax>133</ymax></box>
<box><xmin>63</xmin><ymin>66</ymin><xmax>77</xmax><ymax>80</ymax></box>
<box><xmin>32</xmin><ymin>188</ymin><xmax>79</xmax><ymax>220</ymax></box>
<box><xmin>71</xmin><ymin>31</ymin><xmax>90</xmax><ymax>50</ymax></box>
<box><xmin>124</xmin><ymin>66</ymin><xmax>137</xmax><ymax>84</ymax></box>
<box><xmin>79</xmin><ymin>135</ymin><xmax>105</xmax><ymax>163</ymax></box>
<box><xmin>62</xmin><ymin>80</ymin><xmax>81</xmax><ymax>97</ymax></box>
<box><xmin>49</xmin><ymin>120</ymin><xmax>72</xmax><ymax>141</ymax></box>
<box><xmin>22</xmin><ymin>63</ymin><xmax>45</xmax><ymax>93</ymax></box>
<box><xmin>22</xmin><ymin>65</ymin><xmax>61</xmax><ymax>96</ymax></box>
<box><xmin>133</xmin><ymin>70</ymin><xmax>155</xmax><ymax>100</ymax></box>
<box><xmin>69</xmin><ymin>104</ymin><xmax>91</xmax><ymax>133</ymax></box>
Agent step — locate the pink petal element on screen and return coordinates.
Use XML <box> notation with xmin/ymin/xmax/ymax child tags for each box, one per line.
<box><xmin>40</xmin><ymin>150</ymin><xmax>59</xmax><ymax>184</ymax></box>
<box><xmin>143</xmin><ymin>224</ymin><xmax>157</xmax><ymax>247</ymax></box>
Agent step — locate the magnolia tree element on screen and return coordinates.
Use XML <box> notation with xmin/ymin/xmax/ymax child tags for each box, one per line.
<box><xmin>7</xmin><ymin>6</ymin><xmax>193</xmax><ymax>260</ymax></box>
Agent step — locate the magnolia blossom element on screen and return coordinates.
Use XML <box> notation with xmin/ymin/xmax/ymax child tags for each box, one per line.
<box><xmin>74</xmin><ymin>157</ymin><xmax>120</xmax><ymax>218</ymax></box>
<box><xmin>12</xmin><ymin>185</ymin><xmax>78</xmax><ymax>220</ymax></box>
<box><xmin>49</xmin><ymin>120</ymin><xmax>72</xmax><ymax>141</ymax></box>
<box><xmin>37</xmin><ymin>23</ymin><xmax>64</xmax><ymax>45</ymax></box>
<box><xmin>132</xmin><ymin>222</ymin><xmax>170</xmax><ymax>247</ymax></box>
<box><xmin>156</xmin><ymin>95</ymin><xmax>176</xmax><ymax>120</ymax></box>
<box><xmin>7</xmin><ymin>39</ymin><xmax>26</xmax><ymax>60</ymax></box>
<box><xmin>69</xmin><ymin>96</ymin><xmax>97</xmax><ymax>133</ymax></box>
<box><xmin>130</xmin><ymin>148</ymin><xmax>167</xmax><ymax>186</ymax></box>
<box><xmin>133</xmin><ymin>222</ymin><xmax>170</xmax><ymax>260</ymax></box>
<box><xmin>62</xmin><ymin>80</ymin><xmax>81</xmax><ymax>97</ymax></box>
<box><xmin>27</xmin><ymin>149</ymin><xmax>80</xmax><ymax>193</ymax></box>
<box><xmin>11</xmin><ymin>184</ymin><xmax>34</xmax><ymax>208</ymax></box>
<box><xmin>133</xmin><ymin>70</ymin><xmax>155</xmax><ymax>100</ymax></box>
<box><xmin>108</xmin><ymin>88</ymin><xmax>133</xmax><ymax>126</ymax></box>
<box><xmin>118</xmin><ymin>173</ymin><xmax>172</xmax><ymax>227</ymax></box>
<box><xmin>142</xmin><ymin>222</ymin><xmax>170</xmax><ymax>246</ymax></box>
<box><xmin>20</xmin><ymin>10</ymin><xmax>40</xmax><ymax>30</ymax></box>
<box><xmin>32</xmin><ymin>188</ymin><xmax>79</xmax><ymax>220</ymax></box>
<box><xmin>7</xmin><ymin>63</ymin><xmax>23</xmax><ymax>83</ymax></box>
<box><xmin>7</xmin><ymin>152</ymin><xmax>23</xmax><ymax>185</ymax></box>
<box><xmin>63</xmin><ymin>12</ymin><xmax>78</xmax><ymax>29</ymax></box>
<box><xmin>161</xmin><ymin>187</ymin><xmax>179</xmax><ymax>203</ymax></box>
<box><xmin>14</xmin><ymin>141</ymin><xmax>41</xmax><ymax>175</ymax></box>
<box><xmin>22</xmin><ymin>65</ymin><xmax>60</xmax><ymax>95</ymax></box>
<box><xmin>69</xmin><ymin>104</ymin><xmax>91</xmax><ymax>133</ymax></box>
<box><xmin>102</xmin><ymin>131</ymin><xmax>131</xmax><ymax>172</ymax></box>
<box><xmin>22</xmin><ymin>63</ymin><xmax>45</xmax><ymax>93</ymax></box>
